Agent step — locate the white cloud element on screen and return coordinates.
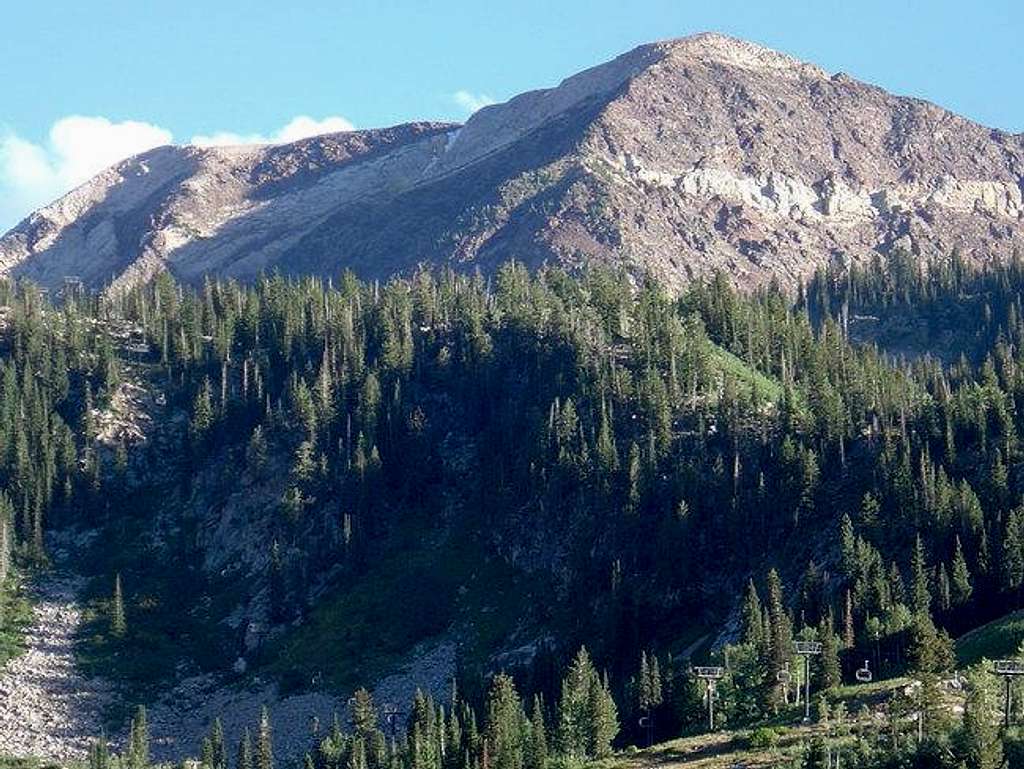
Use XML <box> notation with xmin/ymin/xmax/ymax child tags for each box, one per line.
<box><xmin>190</xmin><ymin>115</ymin><xmax>354</xmax><ymax>147</ymax></box>
<box><xmin>452</xmin><ymin>90</ymin><xmax>496</xmax><ymax>115</ymax></box>
<box><xmin>0</xmin><ymin>116</ymin><xmax>172</xmax><ymax>230</ymax></box>
<box><xmin>0</xmin><ymin>114</ymin><xmax>355</xmax><ymax>232</ymax></box>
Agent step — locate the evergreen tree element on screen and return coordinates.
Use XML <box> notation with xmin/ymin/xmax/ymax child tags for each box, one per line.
<box><xmin>210</xmin><ymin>717</ymin><xmax>227</xmax><ymax>769</ymax></box>
<box><xmin>258</xmin><ymin>705</ymin><xmax>274</xmax><ymax>769</ymax></box>
<box><xmin>484</xmin><ymin>673</ymin><xmax>525</xmax><ymax>769</ymax></box>
<box><xmin>817</xmin><ymin>615</ymin><xmax>841</xmax><ymax>691</ymax></box>
<box><xmin>907</xmin><ymin>611</ymin><xmax>954</xmax><ymax>675</ymax></box>
<box><xmin>801</xmin><ymin>738</ymin><xmax>828</xmax><ymax>769</ymax></box>
<box><xmin>111</xmin><ymin>573</ymin><xmax>126</xmax><ymax>638</ymax></box>
<box><xmin>0</xmin><ymin>510</ymin><xmax>11</xmax><ymax>586</ymax></box>
<box><xmin>765</xmin><ymin>569</ymin><xmax>793</xmax><ymax>708</ymax></box>
<box><xmin>525</xmin><ymin>696</ymin><xmax>547</xmax><ymax>769</ymax></box>
<box><xmin>557</xmin><ymin>647</ymin><xmax>618</xmax><ymax>760</ymax></box>
<box><xmin>960</xmin><ymin>672</ymin><xmax>1003</xmax><ymax>769</ymax></box>
<box><xmin>237</xmin><ymin>729</ymin><xmax>253</xmax><ymax>769</ymax></box>
<box><xmin>269</xmin><ymin>541</ymin><xmax>286</xmax><ymax>622</ymax></box>
<box><xmin>950</xmin><ymin>536</ymin><xmax>973</xmax><ymax>606</ymax></box>
<box><xmin>588</xmin><ymin>672</ymin><xmax>619</xmax><ymax>759</ymax></box>
<box><xmin>637</xmin><ymin>651</ymin><xmax>663</xmax><ymax>713</ymax></box>
<box><xmin>246</xmin><ymin>426</ymin><xmax>269</xmax><ymax>479</ymax></box>
<box><xmin>352</xmin><ymin>688</ymin><xmax>379</xmax><ymax>737</ymax></box>
<box><xmin>89</xmin><ymin>734</ymin><xmax>111</xmax><ymax>769</ymax></box>
<box><xmin>840</xmin><ymin>513</ymin><xmax>857</xmax><ymax>578</ymax></box>
<box><xmin>128</xmin><ymin>705</ymin><xmax>149</xmax><ymax>769</ymax></box>
<box><xmin>1004</xmin><ymin>507</ymin><xmax>1024</xmax><ymax>593</ymax></box>
<box><xmin>739</xmin><ymin>580</ymin><xmax>764</xmax><ymax>648</ymax></box>
<box><xmin>557</xmin><ymin>648</ymin><xmax>594</xmax><ymax>760</ymax></box>
<box><xmin>842</xmin><ymin>589</ymin><xmax>855</xmax><ymax>649</ymax></box>
<box><xmin>910</xmin><ymin>536</ymin><xmax>931</xmax><ymax>615</ymax></box>
<box><xmin>190</xmin><ymin>376</ymin><xmax>215</xmax><ymax>447</ymax></box>
<box><xmin>936</xmin><ymin>563</ymin><xmax>952</xmax><ymax>613</ymax></box>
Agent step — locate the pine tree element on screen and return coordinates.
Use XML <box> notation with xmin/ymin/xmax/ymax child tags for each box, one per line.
<box><xmin>558</xmin><ymin>648</ymin><xmax>594</xmax><ymax>760</ymax></box>
<box><xmin>951</xmin><ymin>536</ymin><xmax>973</xmax><ymax>606</ymax></box>
<box><xmin>588</xmin><ymin>672</ymin><xmax>619</xmax><ymax>759</ymax></box>
<box><xmin>907</xmin><ymin>611</ymin><xmax>953</xmax><ymax>675</ymax></box>
<box><xmin>269</xmin><ymin>541</ymin><xmax>286</xmax><ymax>622</ymax></box>
<box><xmin>89</xmin><ymin>734</ymin><xmax>111</xmax><ymax>769</ymax></box>
<box><xmin>801</xmin><ymin>738</ymin><xmax>828</xmax><ymax>769</ymax></box>
<box><xmin>128</xmin><ymin>705</ymin><xmax>149</xmax><ymax>769</ymax></box>
<box><xmin>352</xmin><ymin>688</ymin><xmax>379</xmax><ymax>736</ymax></box>
<box><xmin>859</xmin><ymin>492</ymin><xmax>880</xmax><ymax>531</ymax></box>
<box><xmin>348</xmin><ymin>736</ymin><xmax>368</xmax><ymax>769</ymax></box>
<box><xmin>210</xmin><ymin>717</ymin><xmax>227</xmax><ymax>769</ymax></box>
<box><xmin>525</xmin><ymin>696</ymin><xmax>547</xmax><ymax>769</ymax></box>
<box><xmin>765</xmin><ymin>569</ymin><xmax>793</xmax><ymax>708</ymax></box>
<box><xmin>258</xmin><ymin>705</ymin><xmax>274</xmax><ymax>769</ymax></box>
<box><xmin>637</xmin><ymin>651</ymin><xmax>663</xmax><ymax>712</ymax></box>
<box><xmin>961</xmin><ymin>672</ymin><xmax>1003</xmax><ymax>769</ymax></box>
<box><xmin>798</xmin><ymin>560</ymin><xmax>824</xmax><ymax>627</ymax></box>
<box><xmin>484</xmin><ymin>673</ymin><xmax>525</xmax><ymax>769</ymax></box>
<box><xmin>1004</xmin><ymin>507</ymin><xmax>1024</xmax><ymax>593</ymax></box>
<box><xmin>246</xmin><ymin>425</ymin><xmax>268</xmax><ymax>479</ymax></box>
<box><xmin>842</xmin><ymin>589</ymin><xmax>855</xmax><ymax>649</ymax></box>
<box><xmin>237</xmin><ymin>729</ymin><xmax>253</xmax><ymax>769</ymax></box>
<box><xmin>936</xmin><ymin>563</ymin><xmax>952</xmax><ymax>613</ymax></box>
<box><xmin>190</xmin><ymin>376</ymin><xmax>214</xmax><ymax>448</ymax></box>
<box><xmin>739</xmin><ymin>580</ymin><xmax>764</xmax><ymax>648</ymax></box>
<box><xmin>111</xmin><ymin>573</ymin><xmax>126</xmax><ymax>638</ymax></box>
<box><xmin>0</xmin><ymin>511</ymin><xmax>11</xmax><ymax>586</ymax></box>
<box><xmin>910</xmin><ymin>536</ymin><xmax>931</xmax><ymax>615</ymax></box>
<box><xmin>840</xmin><ymin>513</ymin><xmax>857</xmax><ymax>578</ymax></box>
<box><xmin>202</xmin><ymin>737</ymin><xmax>215</xmax><ymax>769</ymax></box>
<box><xmin>817</xmin><ymin>615</ymin><xmax>841</xmax><ymax>691</ymax></box>
<box><xmin>557</xmin><ymin>647</ymin><xmax>617</xmax><ymax>760</ymax></box>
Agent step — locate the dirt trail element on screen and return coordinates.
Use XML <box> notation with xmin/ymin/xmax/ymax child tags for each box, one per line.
<box><xmin>0</xmin><ymin>574</ymin><xmax>115</xmax><ymax>763</ymax></box>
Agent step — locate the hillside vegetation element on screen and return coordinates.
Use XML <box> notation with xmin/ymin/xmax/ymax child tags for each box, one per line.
<box><xmin>3</xmin><ymin>255</ymin><xmax>1024</xmax><ymax>765</ymax></box>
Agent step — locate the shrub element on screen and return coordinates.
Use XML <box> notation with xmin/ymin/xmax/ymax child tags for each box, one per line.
<box><xmin>748</xmin><ymin>726</ymin><xmax>780</xmax><ymax>750</ymax></box>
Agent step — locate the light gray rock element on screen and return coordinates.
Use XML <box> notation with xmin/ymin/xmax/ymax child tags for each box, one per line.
<box><xmin>0</xmin><ymin>574</ymin><xmax>115</xmax><ymax>763</ymax></box>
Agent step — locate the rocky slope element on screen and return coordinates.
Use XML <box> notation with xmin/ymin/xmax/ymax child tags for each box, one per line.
<box><xmin>2</xmin><ymin>33</ymin><xmax>1023</xmax><ymax>292</ymax></box>
<box><xmin>0</xmin><ymin>574</ymin><xmax>114</xmax><ymax>763</ymax></box>
<box><xmin>0</xmin><ymin>569</ymin><xmax>454</xmax><ymax>764</ymax></box>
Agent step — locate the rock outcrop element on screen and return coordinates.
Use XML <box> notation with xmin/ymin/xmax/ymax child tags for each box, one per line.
<box><xmin>2</xmin><ymin>33</ymin><xmax>1023</xmax><ymax>293</ymax></box>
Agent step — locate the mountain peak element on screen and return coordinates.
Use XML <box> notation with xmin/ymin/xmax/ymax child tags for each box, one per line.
<box><xmin>652</xmin><ymin>32</ymin><xmax>830</xmax><ymax>79</ymax></box>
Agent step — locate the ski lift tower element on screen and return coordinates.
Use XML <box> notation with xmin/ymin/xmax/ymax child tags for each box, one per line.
<box><xmin>794</xmin><ymin>641</ymin><xmax>822</xmax><ymax>722</ymax></box>
<box><xmin>693</xmin><ymin>666</ymin><xmax>725</xmax><ymax>731</ymax></box>
<box><xmin>993</xmin><ymin>660</ymin><xmax>1024</xmax><ymax>727</ymax></box>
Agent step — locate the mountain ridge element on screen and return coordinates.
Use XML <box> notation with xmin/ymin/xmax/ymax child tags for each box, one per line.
<box><xmin>3</xmin><ymin>33</ymin><xmax>1023</xmax><ymax>293</ymax></box>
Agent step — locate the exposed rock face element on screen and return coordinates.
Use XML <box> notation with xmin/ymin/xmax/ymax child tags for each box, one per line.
<box><xmin>2</xmin><ymin>33</ymin><xmax>1023</xmax><ymax>292</ymax></box>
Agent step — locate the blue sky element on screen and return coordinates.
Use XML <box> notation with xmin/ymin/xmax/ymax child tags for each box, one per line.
<box><xmin>1</xmin><ymin>0</ymin><xmax>1021</xmax><ymax>229</ymax></box>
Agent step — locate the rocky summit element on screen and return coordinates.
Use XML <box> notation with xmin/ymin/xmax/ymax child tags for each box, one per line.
<box><xmin>2</xmin><ymin>33</ymin><xmax>1024</xmax><ymax>293</ymax></box>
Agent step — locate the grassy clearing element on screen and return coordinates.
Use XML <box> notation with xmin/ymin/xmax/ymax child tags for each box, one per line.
<box><xmin>0</xmin><ymin>575</ymin><xmax>33</xmax><ymax>668</ymax></box>
<box><xmin>706</xmin><ymin>343</ymin><xmax>784</xmax><ymax>403</ymax></box>
<box><xmin>956</xmin><ymin>610</ymin><xmax>1024</xmax><ymax>666</ymax></box>
<box><xmin>610</xmin><ymin>727</ymin><xmax>812</xmax><ymax>769</ymax></box>
<box><xmin>0</xmin><ymin>758</ymin><xmax>65</xmax><ymax>769</ymax></box>
<box><xmin>601</xmin><ymin>677</ymin><xmax>921</xmax><ymax>769</ymax></box>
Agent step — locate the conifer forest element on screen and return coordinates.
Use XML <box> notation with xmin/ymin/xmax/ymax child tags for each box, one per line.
<box><xmin>5</xmin><ymin>253</ymin><xmax>1024</xmax><ymax>767</ymax></box>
